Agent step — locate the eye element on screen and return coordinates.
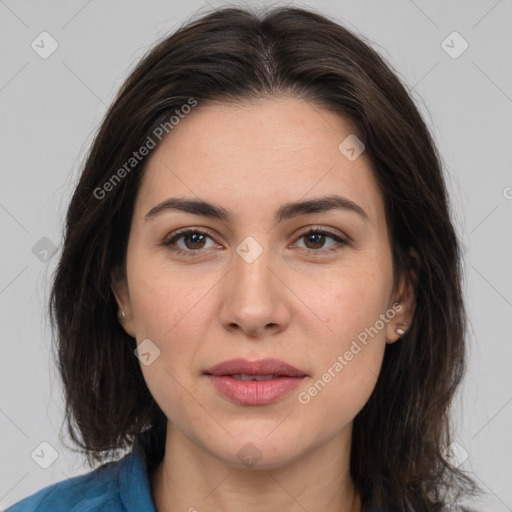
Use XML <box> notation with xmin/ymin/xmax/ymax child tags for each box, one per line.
<box><xmin>162</xmin><ymin>228</ymin><xmax>219</xmax><ymax>256</ymax></box>
<box><xmin>292</xmin><ymin>227</ymin><xmax>347</xmax><ymax>255</ymax></box>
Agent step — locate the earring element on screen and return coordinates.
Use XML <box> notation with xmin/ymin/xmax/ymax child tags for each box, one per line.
<box><xmin>118</xmin><ymin>308</ymin><xmax>125</xmax><ymax>322</ymax></box>
<box><xmin>395</xmin><ymin>322</ymin><xmax>407</xmax><ymax>336</ymax></box>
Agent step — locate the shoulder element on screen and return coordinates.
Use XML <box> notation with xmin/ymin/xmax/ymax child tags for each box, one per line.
<box><xmin>5</xmin><ymin>457</ymin><xmax>126</xmax><ymax>512</ymax></box>
<box><xmin>5</xmin><ymin>445</ymin><xmax>149</xmax><ymax>512</ymax></box>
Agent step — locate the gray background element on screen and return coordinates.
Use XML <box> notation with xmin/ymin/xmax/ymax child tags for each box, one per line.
<box><xmin>1</xmin><ymin>0</ymin><xmax>511</xmax><ymax>510</ymax></box>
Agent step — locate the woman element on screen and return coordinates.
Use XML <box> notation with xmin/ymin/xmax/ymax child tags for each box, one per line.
<box><xmin>7</xmin><ymin>5</ymin><xmax>481</xmax><ymax>511</ymax></box>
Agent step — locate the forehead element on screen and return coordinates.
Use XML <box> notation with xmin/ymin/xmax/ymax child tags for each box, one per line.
<box><xmin>135</xmin><ymin>97</ymin><xmax>385</xmax><ymax>227</ymax></box>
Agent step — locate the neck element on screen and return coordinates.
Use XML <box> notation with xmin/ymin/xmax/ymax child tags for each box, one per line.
<box><xmin>150</xmin><ymin>422</ymin><xmax>361</xmax><ymax>512</ymax></box>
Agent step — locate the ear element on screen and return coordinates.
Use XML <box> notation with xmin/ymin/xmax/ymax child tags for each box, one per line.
<box><xmin>386</xmin><ymin>247</ymin><xmax>420</xmax><ymax>344</ymax></box>
<box><xmin>110</xmin><ymin>265</ymin><xmax>136</xmax><ymax>338</ymax></box>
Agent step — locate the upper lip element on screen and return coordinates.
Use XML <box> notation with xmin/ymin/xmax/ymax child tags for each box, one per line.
<box><xmin>204</xmin><ymin>358</ymin><xmax>307</xmax><ymax>377</ymax></box>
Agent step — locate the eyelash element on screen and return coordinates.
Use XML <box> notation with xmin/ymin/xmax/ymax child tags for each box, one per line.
<box><xmin>162</xmin><ymin>227</ymin><xmax>348</xmax><ymax>257</ymax></box>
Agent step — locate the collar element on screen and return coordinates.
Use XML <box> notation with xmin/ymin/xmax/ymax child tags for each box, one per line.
<box><xmin>119</xmin><ymin>435</ymin><xmax>158</xmax><ymax>512</ymax></box>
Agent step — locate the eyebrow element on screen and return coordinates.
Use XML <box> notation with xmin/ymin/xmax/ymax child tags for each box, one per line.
<box><xmin>144</xmin><ymin>195</ymin><xmax>370</xmax><ymax>224</ymax></box>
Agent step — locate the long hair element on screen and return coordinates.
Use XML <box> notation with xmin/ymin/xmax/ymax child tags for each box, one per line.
<box><xmin>49</xmin><ymin>5</ymin><xmax>480</xmax><ymax>509</ymax></box>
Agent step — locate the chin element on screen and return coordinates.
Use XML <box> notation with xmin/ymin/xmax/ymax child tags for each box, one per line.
<box><xmin>204</xmin><ymin>430</ymin><xmax>310</xmax><ymax>471</ymax></box>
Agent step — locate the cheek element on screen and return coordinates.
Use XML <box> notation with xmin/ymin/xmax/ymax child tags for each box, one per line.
<box><xmin>293</xmin><ymin>263</ymin><xmax>389</xmax><ymax>348</ymax></box>
<box><xmin>293</xmin><ymin>268</ymin><xmax>389</xmax><ymax>418</ymax></box>
<box><xmin>132</xmin><ymin>286</ymin><xmax>204</xmax><ymax>430</ymax></box>
<box><xmin>297</xmin><ymin>336</ymin><xmax>385</xmax><ymax>433</ymax></box>
<box><xmin>126</xmin><ymin>264</ymin><xmax>210</xmax><ymax>412</ymax></box>
<box><xmin>128</xmin><ymin>257</ymin><xmax>209</xmax><ymax>340</ymax></box>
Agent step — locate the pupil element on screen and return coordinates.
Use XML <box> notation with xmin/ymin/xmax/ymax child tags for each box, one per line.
<box><xmin>188</xmin><ymin>233</ymin><xmax>204</xmax><ymax>248</ymax></box>
<box><xmin>307</xmin><ymin>233</ymin><xmax>324</xmax><ymax>249</ymax></box>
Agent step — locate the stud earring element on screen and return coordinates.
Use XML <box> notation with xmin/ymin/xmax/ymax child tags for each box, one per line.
<box><xmin>395</xmin><ymin>322</ymin><xmax>407</xmax><ymax>336</ymax></box>
<box><xmin>118</xmin><ymin>308</ymin><xmax>125</xmax><ymax>322</ymax></box>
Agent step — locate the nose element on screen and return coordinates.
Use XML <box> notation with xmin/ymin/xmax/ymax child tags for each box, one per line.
<box><xmin>219</xmin><ymin>243</ymin><xmax>291</xmax><ymax>338</ymax></box>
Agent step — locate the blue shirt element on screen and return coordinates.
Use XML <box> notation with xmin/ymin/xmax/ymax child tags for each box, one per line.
<box><xmin>5</xmin><ymin>437</ymin><xmax>157</xmax><ymax>512</ymax></box>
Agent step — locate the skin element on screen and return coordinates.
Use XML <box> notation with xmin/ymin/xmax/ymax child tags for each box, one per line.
<box><xmin>111</xmin><ymin>96</ymin><xmax>417</xmax><ymax>512</ymax></box>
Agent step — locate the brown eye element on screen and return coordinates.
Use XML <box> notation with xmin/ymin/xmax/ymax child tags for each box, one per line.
<box><xmin>178</xmin><ymin>232</ymin><xmax>207</xmax><ymax>250</ymax></box>
<box><xmin>163</xmin><ymin>229</ymin><xmax>218</xmax><ymax>256</ymax></box>
<box><xmin>293</xmin><ymin>228</ymin><xmax>347</xmax><ymax>254</ymax></box>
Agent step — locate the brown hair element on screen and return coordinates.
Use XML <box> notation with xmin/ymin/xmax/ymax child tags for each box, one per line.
<box><xmin>49</xmin><ymin>5</ymin><xmax>480</xmax><ymax>510</ymax></box>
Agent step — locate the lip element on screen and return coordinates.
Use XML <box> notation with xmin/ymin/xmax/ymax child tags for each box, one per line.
<box><xmin>204</xmin><ymin>358</ymin><xmax>307</xmax><ymax>377</ymax></box>
<box><xmin>206</xmin><ymin>375</ymin><xmax>305</xmax><ymax>405</ymax></box>
<box><xmin>204</xmin><ymin>358</ymin><xmax>307</xmax><ymax>406</ymax></box>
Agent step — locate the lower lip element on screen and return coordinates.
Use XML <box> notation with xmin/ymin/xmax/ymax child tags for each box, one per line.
<box><xmin>205</xmin><ymin>375</ymin><xmax>305</xmax><ymax>405</ymax></box>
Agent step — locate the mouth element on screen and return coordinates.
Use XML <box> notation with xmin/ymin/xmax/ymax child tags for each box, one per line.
<box><xmin>203</xmin><ymin>358</ymin><xmax>307</xmax><ymax>405</ymax></box>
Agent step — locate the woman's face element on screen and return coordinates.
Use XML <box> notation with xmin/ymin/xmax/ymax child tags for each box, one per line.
<box><xmin>113</xmin><ymin>96</ymin><xmax>413</xmax><ymax>469</ymax></box>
